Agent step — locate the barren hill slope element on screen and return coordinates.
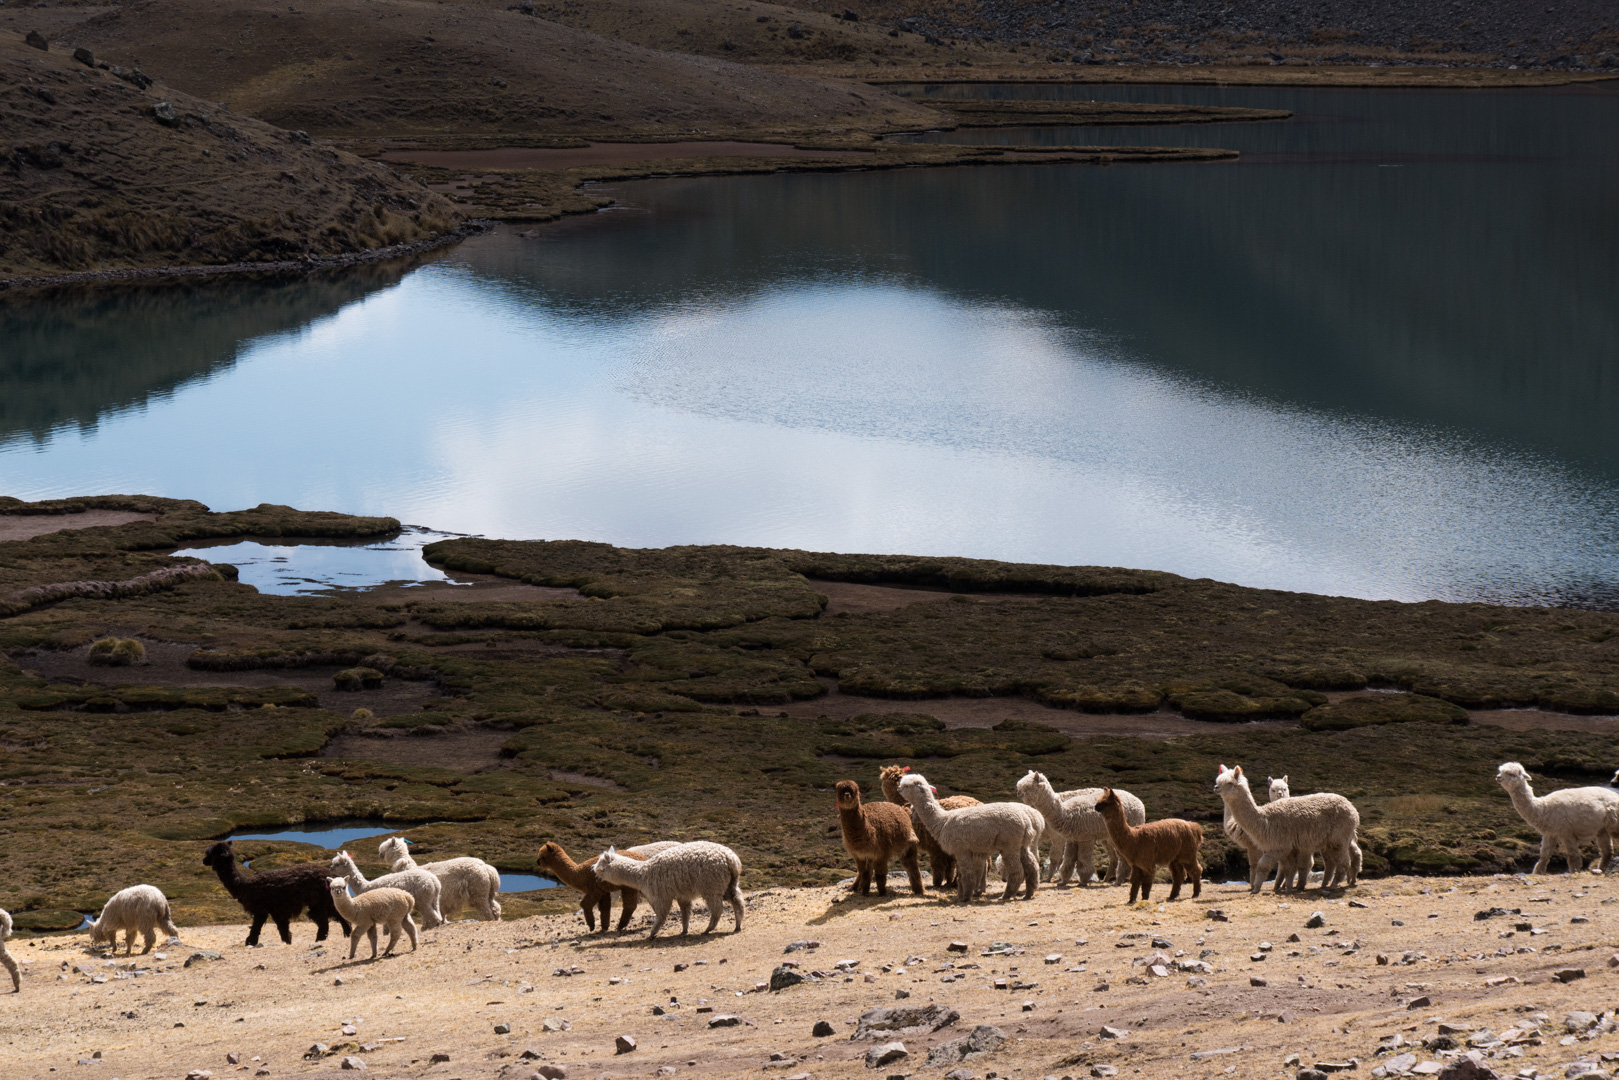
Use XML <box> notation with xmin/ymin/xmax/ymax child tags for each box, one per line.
<box><xmin>0</xmin><ymin>34</ymin><xmax>459</xmax><ymax>280</ymax></box>
<box><xmin>54</xmin><ymin>0</ymin><xmax>940</xmax><ymax>137</ymax></box>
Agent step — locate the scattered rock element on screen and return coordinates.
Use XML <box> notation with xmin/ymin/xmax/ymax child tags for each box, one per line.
<box><xmin>1377</xmin><ymin>954</ymin><xmax>1390</xmax><ymax>966</ymax></box>
<box><xmin>1306</xmin><ymin>911</ymin><xmax>1326</xmax><ymax>929</ymax></box>
<box><xmin>1251</xmin><ymin>976</ymin><xmax>1267</xmax><ymax>987</ymax></box>
<box><xmin>25</xmin><ymin>29</ymin><xmax>47</xmax><ymax>50</ymax></box>
<box><xmin>924</xmin><ymin>1025</ymin><xmax>1007</xmax><ymax>1067</ymax></box>
<box><xmin>430</xmin><ymin>1053</ymin><xmax>451</xmax><ymax>1063</ymax></box>
<box><xmin>948</xmin><ymin>942</ymin><xmax>969</xmax><ymax>953</ymax></box>
<box><xmin>853</xmin><ymin>1005</ymin><xmax>959</xmax><ymax>1040</ymax></box>
<box><xmin>709</xmin><ymin>1015</ymin><xmax>741</xmax><ymax>1028</ymax></box>
<box><xmin>494</xmin><ymin>1023</ymin><xmax>511</xmax><ymax>1035</ymax></box>
<box><xmin>1407</xmin><ymin>996</ymin><xmax>1433</xmax><ymax>1009</ymax></box>
<box><xmin>1554</xmin><ymin>968</ymin><xmax>1587</xmax><ymax>983</ymax></box>
<box><xmin>1206</xmin><ymin>909</ymin><xmax>1229</xmax><ymax>922</ymax></box>
<box><xmin>227</xmin><ymin>1054</ymin><xmax>241</xmax><ymax>1066</ymax></box>
<box><xmin>152</xmin><ymin>101</ymin><xmax>177</xmax><ymax>126</ymax></box>
<box><xmin>1091</xmin><ymin>1068</ymin><xmax>1117</xmax><ymax>1079</ymax></box>
<box><xmin>770</xmin><ymin>966</ymin><xmax>807</xmax><ymax>992</ymax></box>
<box><xmin>542</xmin><ymin>1018</ymin><xmax>570</xmax><ymax>1033</ymax></box>
<box><xmin>537</xmin><ymin>1067</ymin><xmax>568</xmax><ymax>1080</ymax></box>
<box><xmin>812</xmin><ymin>1021</ymin><xmax>835</xmax><ymax>1038</ymax></box>
<box><xmin>1298</xmin><ymin>1071</ymin><xmax>1330</xmax><ymax>1080</ymax></box>
<box><xmin>184</xmin><ymin>951</ymin><xmax>223</xmax><ymax>968</ymax></box>
<box><xmin>1566</xmin><ymin>1011</ymin><xmax>1599</xmax><ymax>1033</ymax></box>
<box><xmin>615</xmin><ymin>1035</ymin><xmax>636</xmax><ymax>1054</ymax></box>
<box><xmin>1434</xmin><ymin>1058</ymin><xmax>1498</xmax><ymax>1080</ymax></box>
<box><xmin>304</xmin><ymin>1044</ymin><xmax>330</xmax><ymax>1059</ymax></box>
<box><xmin>339</xmin><ymin>1058</ymin><xmax>366</xmax><ymax>1072</ymax></box>
<box><xmin>72</xmin><ymin>46</ymin><xmax>94</xmax><ymax>66</ymax></box>
<box><xmin>947</xmin><ymin>1071</ymin><xmax>979</xmax><ymax>1080</ymax></box>
<box><xmin>186</xmin><ymin>1072</ymin><xmax>213</xmax><ymax>1080</ymax></box>
<box><xmin>1100</xmin><ymin>1025</ymin><xmax>1129</xmax><ymax>1040</ymax></box>
<box><xmin>864</xmin><ymin>1042</ymin><xmax>907</xmax><ymax>1069</ymax></box>
<box><xmin>1314</xmin><ymin>1062</ymin><xmax>1358</xmax><ymax>1073</ymax></box>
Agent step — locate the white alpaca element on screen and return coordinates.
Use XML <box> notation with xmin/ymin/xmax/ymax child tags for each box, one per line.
<box><xmin>1016</xmin><ymin>771</ymin><xmax>1145</xmax><ymax>885</ymax></box>
<box><xmin>1213</xmin><ymin>765</ymin><xmax>1361</xmax><ymax>893</ymax></box>
<box><xmin>594</xmin><ymin>841</ymin><xmax>744</xmax><ymax>939</ymax></box>
<box><xmin>899</xmin><ymin>773</ymin><xmax>1040</xmax><ymax>902</ymax></box>
<box><xmin>1496</xmin><ymin>762</ymin><xmax>1619</xmax><ymax>874</ymax></box>
<box><xmin>325</xmin><ymin>879</ymin><xmax>417</xmax><ymax>960</ymax></box>
<box><xmin>378</xmin><ymin>837</ymin><xmax>502</xmax><ymax>921</ymax></box>
<box><xmin>88</xmin><ymin>884</ymin><xmax>181</xmax><ymax>955</ymax></box>
<box><xmin>1223</xmin><ymin>776</ymin><xmax>1313</xmax><ymax>891</ymax></box>
<box><xmin>0</xmin><ymin>908</ymin><xmax>18</xmax><ymax>992</ymax></box>
<box><xmin>330</xmin><ymin>851</ymin><xmax>445</xmax><ymax>928</ymax></box>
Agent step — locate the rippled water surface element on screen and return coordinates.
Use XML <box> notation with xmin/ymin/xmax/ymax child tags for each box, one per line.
<box><xmin>3</xmin><ymin>83</ymin><xmax>1616</xmax><ymax>606</ymax></box>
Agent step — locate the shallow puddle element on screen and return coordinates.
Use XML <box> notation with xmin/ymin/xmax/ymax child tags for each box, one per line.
<box><xmin>173</xmin><ymin>527</ymin><xmax>476</xmax><ymax>595</ymax></box>
<box><xmin>226</xmin><ymin>819</ymin><xmax>421</xmax><ymax>850</ymax></box>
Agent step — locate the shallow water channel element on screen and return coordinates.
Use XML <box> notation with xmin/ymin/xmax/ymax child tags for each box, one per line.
<box><xmin>225</xmin><ymin>820</ymin><xmax>556</xmax><ymax>892</ymax></box>
<box><xmin>2</xmin><ymin>83</ymin><xmax>1616</xmax><ymax>606</ymax></box>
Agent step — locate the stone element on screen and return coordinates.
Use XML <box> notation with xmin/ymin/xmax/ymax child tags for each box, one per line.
<box><xmin>1555</xmin><ymin>968</ymin><xmax>1587</xmax><ymax>983</ymax></box>
<box><xmin>1386</xmin><ymin>1053</ymin><xmax>1418</xmax><ymax>1073</ymax></box>
<box><xmin>186</xmin><ymin>1073</ymin><xmax>214</xmax><ymax>1080</ymax></box>
<box><xmin>1306</xmin><ymin>911</ymin><xmax>1326</xmax><ymax>928</ymax></box>
<box><xmin>946</xmin><ymin>1072</ymin><xmax>978</xmax><ymax>1080</ymax></box>
<box><xmin>1567</xmin><ymin>1012</ymin><xmax>1599</xmax><ymax>1033</ymax></box>
<box><xmin>948</xmin><ymin>942</ymin><xmax>969</xmax><ymax>953</ymax></box>
<box><xmin>1377</xmin><ymin>954</ymin><xmax>1390</xmax><ymax>966</ymax></box>
<box><xmin>923</xmin><ymin>1025</ymin><xmax>1007</xmax><ymax>1067</ymax></box>
<box><xmin>1407</xmin><ymin>996</ymin><xmax>1432</xmax><ymax>1009</ymax></box>
<box><xmin>494</xmin><ymin>1022</ymin><xmax>511</xmax><ymax>1034</ymax></box>
<box><xmin>1206</xmin><ymin>909</ymin><xmax>1229</xmax><ymax>921</ymax></box>
<box><xmin>1410</xmin><ymin>1065</ymin><xmax>1441</xmax><ymax>1077</ymax></box>
<box><xmin>304</xmin><ymin>1044</ymin><xmax>330</xmax><ymax>1059</ymax></box>
<box><xmin>1298</xmin><ymin>1072</ymin><xmax>1330</xmax><ymax>1080</ymax></box>
<box><xmin>1091</xmin><ymin>1068</ymin><xmax>1117</xmax><ymax>1079</ymax></box>
<box><xmin>1044</xmin><ymin>954</ymin><xmax>1062</xmax><ymax>965</ymax></box>
<box><xmin>1315</xmin><ymin>1063</ymin><xmax>1358</xmax><ymax>1073</ymax></box>
<box><xmin>1099</xmin><ymin>1026</ymin><xmax>1129</xmax><ymax>1040</ymax></box>
<box><xmin>1564</xmin><ymin>1065</ymin><xmax>1603</xmax><ymax>1079</ymax></box>
<box><xmin>538</xmin><ymin>1067</ymin><xmax>568</xmax><ymax>1080</ymax></box>
<box><xmin>542</xmin><ymin>1018</ymin><xmax>570</xmax><ymax>1032</ymax></box>
<box><xmin>812</xmin><ymin>1021</ymin><xmax>835</xmax><ymax>1038</ymax></box>
<box><xmin>25</xmin><ymin>29</ymin><xmax>46</xmax><ymax>50</ymax></box>
<box><xmin>184</xmin><ymin>951</ymin><xmax>223</xmax><ymax>968</ymax></box>
<box><xmin>227</xmin><ymin>1053</ymin><xmax>241</xmax><ymax>1066</ymax></box>
<box><xmin>864</xmin><ymin>1042</ymin><xmax>907</xmax><ymax>1069</ymax></box>
<box><xmin>152</xmin><ymin>101</ymin><xmax>178</xmax><ymax>125</ymax></box>
<box><xmin>1190</xmin><ymin>1047</ymin><xmax>1241</xmax><ymax>1061</ymax></box>
<box><xmin>1435</xmin><ymin>1059</ymin><xmax>1498</xmax><ymax>1080</ymax></box>
<box><xmin>893</xmin><ymin>989</ymin><xmax>910</xmax><ymax>999</ymax></box>
<box><xmin>72</xmin><ymin>46</ymin><xmax>94</xmax><ymax>66</ymax></box>
<box><xmin>339</xmin><ymin>1058</ymin><xmax>366</xmax><ymax>1072</ymax></box>
<box><xmin>520</xmin><ymin>1049</ymin><xmax>541</xmax><ymax>1060</ymax></box>
<box><xmin>852</xmin><ymin>1004</ymin><xmax>959</xmax><ymax>1040</ymax></box>
<box><xmin>770</xmin><ymin>966</ymin><xmax>807</xmax><ymax>991</ymax></box>
<box><xmin>615</xmin><ymin>1035</ymin><xmax>636</xmax><ymax>1054</ymax></box>
<box><xmin>1021</xmin><ymin>1001</ymin><xmax>1035</xmax><ymax>1012</ymax></box>
<box><xmin>709</xmin><ymin>1015</ymin><xmax>741</xmax><ymax>1028</ymax></box>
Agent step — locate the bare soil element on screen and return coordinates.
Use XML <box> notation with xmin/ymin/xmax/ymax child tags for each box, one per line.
<box><xmin>6</xmin><ymin>874</ymin><xmax>1618</xmax><ymax>1080</ymax></box>
<box><xmin>0</xmin><ymin>511</ymin><xmax>155</xmax><ymax>543</ymax></box>
<box><xmin>322</xmin><ymin>729</ymin><xmax>514</xmax><ymax>773</ymax></box>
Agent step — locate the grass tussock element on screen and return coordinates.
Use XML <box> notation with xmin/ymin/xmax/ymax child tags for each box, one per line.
<box><xmin>87</xmin><ymin>637</ymin><xmax>145</xmax><ymax>667</ymax></box>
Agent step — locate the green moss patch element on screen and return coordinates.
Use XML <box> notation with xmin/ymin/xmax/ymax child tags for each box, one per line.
<box><xmin>1302</xmin><ymin>693</ymin><xmax>1470</xmax><ymax>731</ymax></box>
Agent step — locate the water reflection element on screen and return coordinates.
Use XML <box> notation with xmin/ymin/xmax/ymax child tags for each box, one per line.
<box><xmin>174</xmin><ymin>527</ymin><xmax>473</xmax><ymax>595</ymax></box>
<box><xmin>1</xmin><ymin>86</ymin><xmax>1615</xmax><ymax>607</ymax></box>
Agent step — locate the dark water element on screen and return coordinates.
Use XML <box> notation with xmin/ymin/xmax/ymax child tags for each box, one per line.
<box><xmin>173</xmin><ymin>528</ymin><xmax>475</xmax><ymax>595</ymax></box>
<box><xmin>2</xmin><ymin>84</ymin><xmax>1616</xmax><ymax>606</ymax></box>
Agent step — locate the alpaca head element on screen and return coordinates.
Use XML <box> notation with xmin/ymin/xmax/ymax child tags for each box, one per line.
<box><xmin>327</xmin><ymin>877</ymin><xmax>351</xmax><ymax>901</ymax></box>
<box><xmin>201</xmin><ymin>840</ymin><xmax>235</xmax><ymax>869</ymax></box>
<box><xmin>896</xmin><ymin>773</ymin><xmax>932</xmax><ymax>805</ymax></box>
<box><xmin>835</xmin><ymin>779</ymin><xmax>862</xmax><ymax>812</ymax></box>
<box><xmin>88</xmin><ymin>916</ymin><xmax>114</xmax><ymax>948</ymax></box>
<box><xmin>1096</xmin><ymin>787</ymin><xmax>1121</xmax><ymax>815</ymax></box>
<box><xmin>1015</xmin><ymin>770</ymin><xmax>1046</xmax><ymax>798</ymax></box>
<box><xmin>1214</xmin><ymin>764</ymin><xmax>1248</xmax><ymax>795</ymax></box>
<box><xmin>378</xmin><ymin>837</ymin><xmax>408</xmax><ymax>862</ymax></box>
<box><xmin>536</xmin><ymin>841</ymin><xmax>565</xmax><ymax>868</ymax></box>
<box><xmin>1496</xmin><ymin>762</ymin><xmax>1530</xmax><ymax>787</ymax></box>
<box><xmin>1611</xmin><ymin>769</ymin><xmax>1619</xmax><ymax>788</ymax></box>
<box><xmin>330</xmin><ymin>850</ymin><xmax>357</xmax><ymax>872</ymax></box>
<box><xmin>1267</xmin><ymin>775</ymin><xmax>1290</xmax><ymax>800</ymax></box>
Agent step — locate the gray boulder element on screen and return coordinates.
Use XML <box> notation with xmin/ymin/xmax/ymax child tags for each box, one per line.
<box><xmin>852</xmin><ymin>1004</ymin><xmax>958</xmax><ymax>1040</ymax></box>
<box><xmin>924</xmin><ymin>1025</ymin><xmax>1007</xmax><ymax>1067</ymax></box>
<box><xmin>864</xmin><ymin>1042</ymin><xmax>906</xmax><ymax>1069</ymax></box>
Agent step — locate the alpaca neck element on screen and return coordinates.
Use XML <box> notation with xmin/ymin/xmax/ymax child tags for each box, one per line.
<box><xmin>1504</xmin><ymin>779</ymin><xmax>1544</xmax><ymax>825</ymax></box>
<box><xmin>880</xmin><ymin>773</ymin><xmax>905</xmax><ymax>806</ymax></box>
<box><xmin>545</xmin><ymin>855</ymin><xmax>589</xmax><ymax>888</ymax></box>
<box><xmin>907</xmin><ymin>790</ymin><xmax>950</xmax><ymax>835</ymax></box>
<box><xmin>329</xmin><ymin>890</ymin><xmax>359</xmax><ymax>921</ymax></box>
<box><xmin>1219</xmin><ymin>780</ymin><xmax>1270</xmax><ymax>840</ymax></box>
<box><xmin>839</xmin><ymin>803</ymin><xmax>873</xmax><ymax>845</ymax></box>
<box><xmin>338</xmin><ymin>859</ymin><xmax>372</xmax><ymax>889</ymax></box>
<box><xmin>1024</xmin><ymin>781</ymin><xmax>1062</xmax><ymax>820</ymax></box>
<box><xmin>598</xmin><ymin>856</ymin><xmax>645</xmax><ymax>889</ymax></box>
<box><xmin>210</xmin><ymin>859</ymin><xmax>249</xmax><ymax>899</ymax></box>
<box><xmin>1097</xmin><ymin>805</ymin><xmax>1135</xmax><ymax>851</ymax></box>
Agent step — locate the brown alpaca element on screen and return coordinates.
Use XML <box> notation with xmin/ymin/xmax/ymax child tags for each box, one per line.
<box><xmin>1096</xmin><ymin>788</ymin><xmax>1204</xmax><ymax>903</ymax></box>
<box><xmin>536</xmin><ymin>842</ymin><xmax>647</xmax><ymax>933</ymax></box>
<box><xmin>837</xmin><ymin>779</ymin><xmax>924</xmax><ymax>896</ymax></box>
<box><xmin>879</xmin><ymin>764</ymin><xmax>979</xmax><ymax>889</ymax></box>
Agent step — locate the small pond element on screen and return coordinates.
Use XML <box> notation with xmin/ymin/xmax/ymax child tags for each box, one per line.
<box><xmin>226</xmin><ymin>819</ymin><xmax>424</xmax><ymax>850</ymax></box>
<box><xmin>172</xmin><ymin>527</ymin><xmax>476</xmax><ymax>596</ymax></box>
<box><xmin>497</xmin><ymin>873</ymin><xmax>557</xmax><ymax>893</ymax></box>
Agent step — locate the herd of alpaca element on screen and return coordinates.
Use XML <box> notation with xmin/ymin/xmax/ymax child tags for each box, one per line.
<box><xmin>3</xmin><ymin>761</ymin><xmax>1618</xmax><ymax>984</ymax></box>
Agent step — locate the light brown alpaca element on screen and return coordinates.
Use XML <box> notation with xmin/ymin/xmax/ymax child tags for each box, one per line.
<box><xmin>837</xmin><ymin>779</ymin><xmax>924</xmax><ymax>896</ymax></box>
<box><xmin>1096</xmin><ymin>788</ymin><xmax>1204</xmax><ymax>903</ymax></box>
<box><xmin>537</xmin><ymin>841</ymin><xmax>648</xmax><ymax>933</ymax></box>
<box><xmin>879</xmin><ymin>764</ymin><xmax>980</xmax><ymax>889</ymax></box>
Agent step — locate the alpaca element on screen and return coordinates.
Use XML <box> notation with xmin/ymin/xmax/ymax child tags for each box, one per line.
<box><xmin>1223</xmin><ymin>775</ymin><xmax>1311</xmax><ymax>891</ymax></box>
<box><xmin>0</xmin><ymin>908</ymin><xmax>17</xmax><ymax>992</ymax></box>
<box><xmin>325</xmin><ymin>880</ymin><xmax>418</xmax><ymax>961</ymax></box>
<box><xmin>536</xmin><ymin>841</ymin><xmax>680</xmax><ymax>932</ymax></box>
<box><xmin>377</xmin><ymin>837</ymin><xmax>502</xmax><ymax>921</ymax></box>
<box><xmin>897</xmin><ymin>773</ymin><xmax>1039</xmax><ymax>902</ymax></box>
<box><xmin>1213</xmin><ymin>765</ymin><xmax>1361</xmax><ymax>893</ymax></box>
<box><xmin>329</xmin><ymin>851</ymin><xmax>445</xmax><ymax>928</ymax></box>
<box><xmin>202</xmin><ymin>840</ymin><xmax>351</xmax><ymax>946</ymax></box>
<box><xmin>1496</xmin><ymin>762</ymin><xmax>1619</xmax><ymax>874</ymax></box>
<box><xmin>1096</xmin><ymin>788</ymin><xmax>1203</xmax><ymax>903</ymax></box>
<box><xmin>594</xmin><ymin>842</ymin><xmax>745</xmax><ymax>939</ymax></box>
<box><xmin>879</xmin><ymin>764</ymin><xmax>979</xmax><ymax>889</ymax></box>
<box><xmin>88</xmin><ymin>884</ymin><xmax>181</xmax><ymax>955</ymax></box>
<box><xmin>837</xmin><ymin>779</ymin><xmax>924</xmax><ymax>896</ymax></box>
<box><xmin>1016</xmin><ymin>771</ymin><xmax>1146</xmax><ymax>885</ymax></box>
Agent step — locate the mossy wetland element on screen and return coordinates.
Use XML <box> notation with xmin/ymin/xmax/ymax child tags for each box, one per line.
<box><xmin>1</xmin><ymin>496</ymin><xmax>1617</xmax><ymax>935</ymax></box>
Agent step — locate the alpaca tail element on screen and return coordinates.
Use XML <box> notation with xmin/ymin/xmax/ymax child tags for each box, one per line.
<box><xmin>159</xmin><ymin>898</ymin><xmax>181</xmax><ymax>941</ymax></box>
<box><xmin>726</xmin><ymin>871</ymin><xmax>745</xmax><ymax>932</ymax></box>
<box><xmin>0</xmin><ymin>909</ymin><xmax>10</xmax><ymax>940</ymax></box>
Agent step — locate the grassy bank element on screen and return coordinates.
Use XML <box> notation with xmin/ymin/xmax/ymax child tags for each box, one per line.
<box><xmin>1</xmin><ymin>498</ymin><xmax>1616</xmax><ymax>930</ymax></box>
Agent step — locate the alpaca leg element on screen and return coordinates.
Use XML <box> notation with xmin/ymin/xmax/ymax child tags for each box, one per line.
<box><xmin>121</xmin><ymin>930</ymin><xmax>133</xmax><ymax>956</ymax></box>
<box><xmin>616</xmin><ymin>888</ymin><xmax>641</xmax><ymax>932</ymax></box>
<box><xmin>1140</xmin><ymin>865</ymin><xmax>1155</xmax><ymax>902</ymax></box>
<box><xmin>1</xmin><ymin>947</ymin><xmax>17</xmax><ymax>992</ymax></box>
<box><xmin>583</xmin><ymin>898</ymin><xmax>599</xmax><ymax>933</ymax></box>
<box><xmin>273</xmin><ymin>916</ymin><xmax>293</xmax><ymax>945</ymax></box>
<box><xmin>1167</xmin><ymin>862</ymin><xmax>1184</xmax><ymax>901</ymax></box>
<box><xmin>701</xmin><ymin>893</ymin><xmax>724</xmax><ymax>934</ymax></box>
<box><xmin>678</xmin><ymin>899</ymin><xmax>693</xmax><ymax>936</ymax></box>
<box><xmin>383</xmin><ymin>922</ymin><xmax>401</xmax><ymax>956</ymax></box>
<box><xmin>1019</xmin><ymin>846</ymin><xmax>1039</xmax><ymax>900</ymax></box>
<box><xmin>1565</xmin><ymin>838</ymin><xmax>1583</xmax><ymax>874</ymax></box>
<box><xmin>347</xmin><ymin>924</ymin><xmax>360</xmax><ymax>960</ymax></box>
<box><xmin>1251</xmin><ymin>852</ymin><xmax>1278</xmax><ymax>895</ymax></box>
<box><xmin>999</xmin><ymin>847</ymin><xmax>1021</xmax><ymax>902</ymax></box>
<box><xmin>853</xmin><ymin>862</ymin><xmax>871</xmax><ymax>896</ymax></box>
<box><xmin>597</xmin><ymin>894</ymin><xmax>613</xmax><ymax>932</ymax></box>
<box><xmin>1597</xmin><ymin>832</ymin><xmax>1614</xmax><ymax>874</ymax></box>
<box><xmin>727</xmin><ymin>881</ymin><xmax>745</xmax><ymax>932</ymax></box>
<box><xmin>647</xmin><ymin>900</ymin><xmax>671</xmax><ymax>940</ymax></box>
<box><xmin>873</xmin><ymin>856</ymin><xmax>891</xmax><ymax>897</ymax></box>
<box><xmin>935</xmin><ymin>851</ymin><xmax>955</xmax><ymax>890</ymax></box>
<box><xmin>141</xmin><ymin>928</ymin><xmax>156</xmax><ymax>955</ymax></box>
<box><xmin>902</xmin><ymin>845</ymin><xmax>925</xmax><ymax>896</ymax></box>
<box><xmin>246</xmin><ymin>913</ymin><xmax>267</xmax><ymax>947</ymax></box>
<box><xmin>1348</xmin><ymin>840</ymin><xmax>1362</xmax><ymax>886</ymax></box>
<box><xmin>367</xmin><ymin>925</ymin><xmax>381</xmax><ymax>959</ymax></box>
<box><xmin>1533</xmin><ymin>835</ymin><xmax>1555</xmax><ymax>875</ymax></box>
<box><xmin>1126</xmin><ymin>867</ymin><xmax>1143</xmax><ymax>904</ymax></box>
<box><xmin>403</xmin><ymin>914</ymin><xmax>418</xmax><ymax>951</ymax></box>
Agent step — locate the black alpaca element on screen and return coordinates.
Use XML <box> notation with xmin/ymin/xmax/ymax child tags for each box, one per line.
<box><xmin>202</xmin><ymin>840</ymin><xmax>352</xmax><ymax>946</ymax></box>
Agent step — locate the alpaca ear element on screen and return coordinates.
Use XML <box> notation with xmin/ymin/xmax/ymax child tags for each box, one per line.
<box><xmin>1281</xmin><ymin>775</ymin><xmax>1288</xmax><ymax>783</ymax></box>
<box><xmin>1234</xmin><ymin>766</ymin><xmax>1243</xmax><ymax>777</ymax></box>
<box><xmin>605</xmin><ymin>846</ymin><xmax>616</xmax><ymax>857</ymax></box>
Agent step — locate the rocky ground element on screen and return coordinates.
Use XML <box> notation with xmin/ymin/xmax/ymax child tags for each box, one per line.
<box><xmin>5</xmin><ymin>873</ymin><xmax>1619</xmax><ymax>1080</ymax></box>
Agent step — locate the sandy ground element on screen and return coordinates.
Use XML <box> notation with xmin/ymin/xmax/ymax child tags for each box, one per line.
<box><xmin>6</xmin><ymin>873</ymin><xmax>1619</xmax><ymax>1080</ymax></box>
<box><xmin>380</xmin><ymin>144</ymin><xmax>873</xmax><ymax>171</ymax></box>
<box><xmin>0</xmin><ymin>512</ymin><xmax>156</xmax><ymax>543</ymax></box>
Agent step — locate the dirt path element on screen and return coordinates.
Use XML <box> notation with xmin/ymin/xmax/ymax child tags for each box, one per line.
<box><xmin>6</xmin><ymin>874</ymin><xmax>1616</xmax><ymax>1079</ymax></box>
<box><xmin>0</xmin><ymin>512</ymin><xmax>155</xmax><ymax>543</ymax></box>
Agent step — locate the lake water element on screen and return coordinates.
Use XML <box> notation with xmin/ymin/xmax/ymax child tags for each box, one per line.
<box><xmin>173</xmin><ymin>527</ymin><xmax>473</xmax><ymax>595</ymax></box>
<box><xmin>2</xmin><ymin>83</ymin><xmax>1616</xmax><ymax>607</ymax></box>
<box><xmin>223</xmin><ymin>821</ymin><xmax>558</xmax><ymax>890</ymax></box>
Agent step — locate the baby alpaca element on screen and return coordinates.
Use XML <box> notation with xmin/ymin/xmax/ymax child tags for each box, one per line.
<box><xmin>378</xmin><ymin>837</ymin><xmax>503</xmax><ymax>921</ymax></box>
<box><xmin>88</xmin><ymin>884</ymin><xmax>181</xmax><ymax>955</ymax></box>
<box><xmin>537</xmin><ymin>841</ymin><xmax>679</xmax><ymax>932</ymax></box>
<box><xmin>330</xmin><ymin>851</ymin><xmax>445</xmax><ymax>928</ymax></box>
<box><xmin>879</xmin><ymin>764</ymin><xmax>979</xmax><ymax>889</ymax></box>
<box><xmin>837</xmin><ymin>779</ymin><xmax>924</xmax><ymax>896</ymax></box>
<box><xmin>325</xmin><ymin>879</ymin><xmax>418</xmax><ymax>960</ymax></box>
<box><xmin>1096</xmin><ymin>788</ymin><xmax>1203</xmax><ymax>903</ymax></box>
<box><xmin>0</xmin><ymin>908</ymin><xmax>17</xmax><ymax>992</ymax></box>
<box><xmin>1497</xmin><ymin>762</ymin><xmax>1619</xmax><ymax>874</ymax></box>
<box><xmin>594</xmin><ymin>842</ymin><xmax>744</xmax><ymax>940</ymax></box>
